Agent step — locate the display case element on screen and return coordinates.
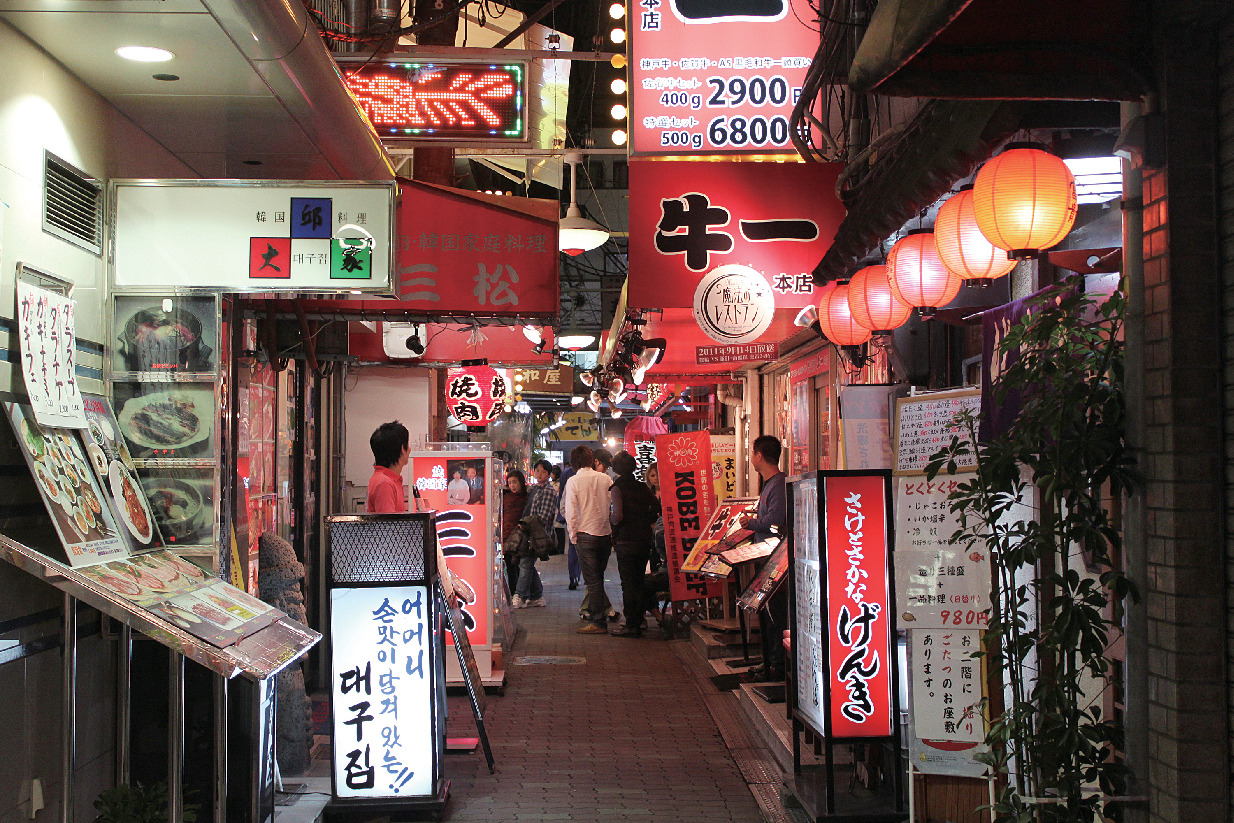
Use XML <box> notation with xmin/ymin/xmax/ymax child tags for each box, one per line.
<box><xmin>108</xmin><ymin>293</ymin><xmax>224</xmax><ymax>565</ymax></box>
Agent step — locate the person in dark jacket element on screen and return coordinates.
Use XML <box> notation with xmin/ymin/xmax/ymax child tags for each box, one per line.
<box><xmin>502</xmin><ymin>469</ymin><xmax>528</xmax><ymax>601</ymax></box>
<box><xmin>608</xmin><ymin>451</ymin><xmax>662</xmax><ymax>637</ymax></box>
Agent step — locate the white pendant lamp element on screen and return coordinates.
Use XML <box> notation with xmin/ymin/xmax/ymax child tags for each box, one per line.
<box><xmin>560</xmin><ymin>151</ymin><xmax>610</xmax><ymax>256</ymax></box>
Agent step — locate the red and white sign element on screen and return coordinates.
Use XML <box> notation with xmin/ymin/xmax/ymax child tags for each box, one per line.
<box><xmin>697</xmin><ymin>342</ymin><xmax>778</xmax><ymax>365</ymax></box>
<box><xmin>395</xmin><ymin>181</ymin><xmax>558</xmax><ymax>316</ymax></box>
<box><xmin>628</xmin><ymin>0</ymin><xmax>819</xmax><ymax>156</ymax></box>
<box><xmin>823</xmin><ymin>473</ymin><xmax>894</xmax><ymax>738</ymax></box>
<box><xmin>656</xmin><ymin>430</ymin><xmax>724</xmax><ymax>601</ymax></box>
<box><xmin>445</xmin><ymin>364</ymin><xmax>508</xmax><ymax>425</ymax></box>
<box><xmin>628</xmin><ymin>161</ymin><xmax>844</xmax><ymax>309</ymax></box>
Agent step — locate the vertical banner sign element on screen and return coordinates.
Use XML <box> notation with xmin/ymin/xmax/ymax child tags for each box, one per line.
<box><xmin>656</xmin><ymin>430</ymin><xmax>723</xmax><ymax>601</ymax></box>
<box><xmin>17</xmin><ymin>281</ymin><xmax>87</xmax><ymax>428</ymax></box>
<box><xmin>791</xmin><ymin>476</ymin><xmax>825</xmax><ymax>735</ymax></box>
<box><xmin>628</xmin><ymin>0</ymin><xmax>819</xmax><ymax>155</ymax></box>
<box><xmin>411</xmin><ymin>456</ymin><xmax>491</xmax><ymax>651</ymax></box>
<box><xmin>823</xmin><ymin>473</ymin><xmax>894</xmax><ymax>738</ymax></box>
<box><xmin>710</xmin><ymin>434</ymin><xmax>736</xmax><ymax>501</ymax></box>
<box><xmin>330</xmin><ymin>585</ymin><xmax>434</xmax><ymax>799</ymax></box>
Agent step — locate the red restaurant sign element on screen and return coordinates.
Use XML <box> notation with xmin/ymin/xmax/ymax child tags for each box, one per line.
<box><xmin>628</xmin><ymin>161</ymin><xmax>845</xmax><ymax>310</ymax></box>
<box><xmin>697</xmin><ymin>342</ymin><xmax>778</xmax><ymax>365</ymax></box>
<box><xmin>823</xmin><ymin>473</ymin><xmax>894</xmax><ymax>738</ymax></box>
<box><xmin>656</xmin><ymin>430</ymin><xmax>724</xmax><ymax>601</ymax></box>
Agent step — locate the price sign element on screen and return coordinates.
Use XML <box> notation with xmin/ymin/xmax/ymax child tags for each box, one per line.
<box><xmin>628</xmin><ymin>0</ymin><xmax>819</xmax><ymax>155</ymax></box>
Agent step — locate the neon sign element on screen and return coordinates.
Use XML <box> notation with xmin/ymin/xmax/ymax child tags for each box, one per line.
<box><xmin>343</xmin><ymin>62</ymin><xmax>526</xmax><ymax>141</ymax></box>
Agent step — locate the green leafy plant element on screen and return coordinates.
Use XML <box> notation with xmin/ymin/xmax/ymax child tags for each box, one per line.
<box><xmin>94</xmin><ymin>782</ymin><xmax>198</xmax><ymax>823</ymax></box>
<box><xmin>925</xmin><ymin>275</ymin><xmax>1135</xmax><ymax>823</ymax></box>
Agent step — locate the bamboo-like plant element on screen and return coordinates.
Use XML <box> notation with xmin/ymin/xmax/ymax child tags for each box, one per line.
<box><xmin>925</xmin><ymin>275</ymin><xmax>1135</xmax><ymax>823</ymax></box>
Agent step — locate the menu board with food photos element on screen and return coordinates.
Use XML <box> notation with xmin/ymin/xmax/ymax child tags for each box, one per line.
<box><xmin>76</xmin><ymin>550</ymin><xmax>281</xmax><ymax>647</ymax></box>
<box><xmin>4</xmin><ymin>397</ymin><xmax>127</xmax><ymax>566</ymax></box>
<box><xmin>112</xmin><ymin>295</ymin><xmax>218</xmax><ymax>374</ymax></box>
<box><xmin>112</xmin><ymin>381</ymin><xmax>217</xmax><ymax>460</ymax></box>
<box><xmin>80</xmin><ymin>394</ymin><xmax>165</xmax><ymax>553</ymax></box>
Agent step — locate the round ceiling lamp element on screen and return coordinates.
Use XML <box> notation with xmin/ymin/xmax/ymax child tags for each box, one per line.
<box><xmin>972</xmin><ymin>143</ymin><xmax>1077</xmax><ymax>260</ymax></box>
<box><xmin>846</xmin><ymin>264</ymin><xmax>912</xmax><ymax>333</ymax></box>
<box><xmin>934</xmin><ymin>185</ymin><xmax>1017</xmax><ymax>286</ymax></box>
<box><xmin>816</xmin><ymin>281</ymin><xmax>872</xmax><ymax>346</ymax></box>
<box><xmin>559</xmin><ymin>151</ymin><xmax>610</xmax><ymax>256</ymax></box>
<box><xmin>558</xmin><ymin>332</ymin><xmax>596</xmax><ymax>350</ymax></box>
<box><xmin>887</xmin><ymin>230</ymin><xmax>962</xmax><ymax>317</ymax></box>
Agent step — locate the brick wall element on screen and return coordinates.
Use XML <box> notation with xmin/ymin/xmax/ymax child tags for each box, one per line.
<box><xmin>1144</xmin><ymin>16</ymin><xmax>1229</xmax><ymax>823</ymax></box>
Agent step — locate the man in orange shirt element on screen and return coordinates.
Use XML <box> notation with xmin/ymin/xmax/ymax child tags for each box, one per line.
<box><xmin>366</xmin><ymin>421</ymin><xmax>410</xmax><ymax>513</ymax></box>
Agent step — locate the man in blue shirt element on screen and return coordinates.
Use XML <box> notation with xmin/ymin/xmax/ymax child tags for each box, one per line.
<box><xmin>740</xmin><ymin>435</ymin><xmax>787</xmax><ymax>681</ymax></box>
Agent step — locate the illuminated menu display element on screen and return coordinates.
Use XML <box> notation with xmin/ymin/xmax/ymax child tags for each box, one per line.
<box><xmin>343</xmin><ymin>62</ymin><xmax>527</xmax><ymax>141</ymax></box>
<box><xmin>628</xmin><ymin>0</ymin><xmax>818</xmax><ymax>155</ymax></box>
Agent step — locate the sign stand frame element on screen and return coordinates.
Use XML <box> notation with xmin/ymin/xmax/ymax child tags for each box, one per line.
<box><xmin>436</xmin><ymin>577</ymin><xmax>495</xmax><ymax>773</ymax></box>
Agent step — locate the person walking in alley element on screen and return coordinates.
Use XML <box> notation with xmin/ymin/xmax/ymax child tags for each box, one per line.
<box><xmin>563</xmin><ymin>445</ymin><xmax>616</xmax><ymax>634</ymax></box>
<box><xmin>502</xmin><ymin>469</ymin><xmax>529</xmax><ymax>602</ymax></box>
<box><xmin>608</xmin><ymin>451</ymin><xmax>661</xmax><ymax>637</ymax></box>
<box><xmin>514</xmin><ymin>459</ymin><xmax>558</xmax><ymax>608</ymax></box>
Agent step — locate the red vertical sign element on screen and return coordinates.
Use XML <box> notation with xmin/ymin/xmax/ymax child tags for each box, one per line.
<box><xmin>411</xmin><ymin>455</ymin><xmax>491</xmax><ymax>648</ymax></box>
<box><xmin>823</xmin><ymin>474</ymin><xmax>893</xmax><ymax>738</ymax></box>
<box><xmin>656</xmin><ymin>430</ymin><xmax>723</xmax><ymax>601</ymax></box>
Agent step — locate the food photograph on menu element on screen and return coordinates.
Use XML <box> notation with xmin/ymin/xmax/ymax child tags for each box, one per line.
<box><xmin>113</xmin><ymin>294</ymin><xmax>217</xmax><ymax>374</ymax></box>
<box><xmin>79</xmin><ymin>395</ymin><xmax>165</xmax><ymax>552</ymax></box>
<box><xmin>739</xmin><ymin>540</ymin><xmax>790</xmax><ymax>612</ymax></box>
<box><xmin>3</xmin><ymin>397</ymin><xmax>127</xmax><ymax>566</ymax></box>
<box><xmin>112</xmin><ymin>382</ymin><xmax>217</xmax><ymax>459</ymax></box>
<box><xmin>137</xmin><ymin>468</ymin><xmax>216</xmax><ymax>546</ymax></box>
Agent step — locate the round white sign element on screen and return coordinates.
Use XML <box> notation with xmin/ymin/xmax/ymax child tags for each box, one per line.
<box><xmin>692</xmin><ymin>264</ymin><xmax>775</xmax><ymax>344</ymax></box>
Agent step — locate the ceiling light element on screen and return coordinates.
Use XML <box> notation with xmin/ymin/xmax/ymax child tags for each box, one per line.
<box><xmin>611</xmin><ymin>78</ymin><xmax>627</xmax><ymax>94</ymax></box>
<box><xmin>559</xmin><ymin>151</ymin><xmax>610</xmax><ymax>255</ymax></box>
<box><xmin>117</xmin><ymin>46</ymin><xmax>175</xmax><ymax>63</ymax></box>
<box><xmin>609</xmin><ymin>2</ymin><xmax>626</xmax><ymax>18</ymax></box>
<box><xmin>611</xmin><ymin>104</ymin><xmax>627</xmax><ymax>119</ymax></box>
<box><xmin>522</xmin><ymin>324</ymin><xmax>542</xmax><ymax>344</ymax></box>
<box><xmin>610</xmin><ymin>28</ymin><xmax>626</xmax><ymax>43</ymax></box>
<box><xmin>612</xmin><ymin>130</ymin><xmax>628</xmax><ymax>146</ymax></box>
<box><xmin>558</xmin><ymin>333</ymin><xmax>597</xmax><ymax>349</ymax></box>
<box><xmin>571</xmin><ymin>395</ymin><xmax>584</xmax><ymax>405</ymax></box>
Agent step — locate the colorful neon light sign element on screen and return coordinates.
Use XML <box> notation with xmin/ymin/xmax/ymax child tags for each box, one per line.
<box><xmin>344</xmin><ymin>62</ymin><xmax>526</xmax><ymax>141</ymax></box>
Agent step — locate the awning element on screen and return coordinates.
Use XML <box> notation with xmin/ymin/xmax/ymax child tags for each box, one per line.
<box><xmin>848</xmin><ymin>0</ymin><xmax>1146</xmax><ymax>101</ymax></box>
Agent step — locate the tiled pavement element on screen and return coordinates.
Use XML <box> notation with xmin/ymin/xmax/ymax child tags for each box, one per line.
<box><xmin>437</xmin><ymin>552</ymin><xmax>777</xmax><ymax>823</ymax></box>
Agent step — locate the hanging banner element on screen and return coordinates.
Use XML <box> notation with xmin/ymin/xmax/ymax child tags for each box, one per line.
<box><xmin>627</xmin><ymin>0</ymin><xmax>818</xmax><ymax>156</ymax></box>
<box><xmin>17</xmin><ymin>281</ymin><xmax>87</xmax><ymax>428</ymax></box>
<box><xmin>410</xmin><ymin>455</ymin><xmax>491</xmax><ymax>652</ymax></box>
<box><xmin>822</xmin><ymin>472</ymin><xmax>894</xmax><ymax>738</ymax></box>
<box><xmin>656</xmin><ymin>430</ymin><xmax>723</xmax><ymax>601</ymax></box>
<box><xmin>628</xmin><ymin>161</ymin><xmax>845</xmax><ymax>310</ymax></box>
<box><xmin>394</xmin><ymin>181</ymin><xmax>558</xmax><ymax>316</ymax></box>
<box><xmin>625</xmin><ymin>416</ymin><xmax>669</xmax><ymax>481</ymax></box>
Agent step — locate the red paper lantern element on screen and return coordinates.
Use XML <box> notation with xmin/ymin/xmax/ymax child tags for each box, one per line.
<box><xmin>846</xmin><ymin>264</ymin><xmax>912</xmax><ymax>333</ymax></box>
<box><xmin>446</xmin><ymin>364</ymin><xmax>507</xmax><ymax>425</ymax></box>
<box><xmin>972</xmin><ymin>144</ymin><xmax>1077</xmax><ymax>260</ymax></box>
<box><xmin>817</xmin><ymin>281</ymin><xmax>872</xmax><ymax>346</ymax></box>
<box><xmin>887</xmin><ymin>230</ymin><xmax>962</xmax><ymax>317</ymax></box>
<box><xmin>934</xmin><ymin>185</ymin><xmax>1017</xmax><ymax>285</ymax></box>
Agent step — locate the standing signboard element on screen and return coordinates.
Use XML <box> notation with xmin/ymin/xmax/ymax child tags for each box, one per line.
<box><xmin>409</xmin><ymin>451</ymin><xmax>495</xmax><ymax>679</ymax></box>
<box><xmin>326</xmin><ymin>514</ymin><xmax>448</xmax><ymax>815</ymax></box>
<box><xmin>656</xmin><ymin>430</ymin><xmax>724</xmax><ymax>601</ymax></box>
<box><xmin>627</xmin><ymin>0</ymin><xmax>819</xmax><ymax>156</ymax></box>
<box><xmin>789</xmin><ymin>474</ymin><xmax>824</xmax><ymax>733</ymax></box>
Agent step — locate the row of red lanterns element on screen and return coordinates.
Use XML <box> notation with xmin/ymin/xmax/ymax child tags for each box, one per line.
<box><xmin>817</xmin><ymin>144</ymin><xmax>1078</xmax><ymax>346</ymax></box>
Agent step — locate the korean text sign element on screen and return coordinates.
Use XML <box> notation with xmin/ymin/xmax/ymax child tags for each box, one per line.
<box><xmin>628</xmin><ymin>161</ymin><xmax>844</xmax><ymax>309</ymax></box>
<box><xmin>656</xmin><ymin>430</ymin><xmax>724</xmax><ymax>601</ymax></box>
<box><xmin>628</xmin><ymin>0</ymin><xmax>819</xmax><ymax>155</ymax></box>
<box><xmin>331</xmin><ymin>586</ymin><xmax>435</xmax><ymax>799</ymax></box>
<box><xmin>822</xmin><ymin>473</ymin><xmax>894</xmax><ymax>738</ymax></box>
<box><xmin>395</xmin><ymin>182</ymin><xmax>558</xmax><ymax>315</ymax></box>
<box><xmin>411</xmin><ymin>456</ymin><xmax>491</xmax><ymax>649</ymax></box>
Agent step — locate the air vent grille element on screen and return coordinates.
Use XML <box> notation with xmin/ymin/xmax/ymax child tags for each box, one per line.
<box><xmin>43</xmin><ymin>153</ymin><xmax>102</xmax><ymax>255</ymax></box>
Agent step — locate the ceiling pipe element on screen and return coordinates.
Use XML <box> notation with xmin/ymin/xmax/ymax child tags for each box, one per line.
<box><xmin>201</xmin><ymin>0</ymin><xmax>395</xmax><ymax>180</ymax></box>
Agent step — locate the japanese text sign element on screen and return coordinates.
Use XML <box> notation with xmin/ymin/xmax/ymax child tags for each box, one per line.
<box><xmin>629</xmin><ymin>161</ymin><xmax>844</xmax><ymax>309</ymax></box>
<box><xmin>445</xmin><ymin>365</ymin><xmax>508</xmax><ymax>425</ymax></box>
<box><xmin>628</xmin><ymin>0</ymin><xmax>819</xmax><ymax>155</ymax></box>
<box><xmin>822</xmin><ymin>473</ymin><xmax>894</xmax><ymax>738</ymax></box>
<box><xmin>331</xmin><ymin>586</ymin><xmax>435</xmax><ymax>799</ymax></box>
<box><xmin>410</xmin><ymin>456</ymin><xmax>491</xmax><ymax>650</ymax></box>
<box><xmin>113</xmin><ymin>181</ymin><xmax>394</xmax><ymax>293</ymax></box>
<box><xmin>894</xmin><ymin>389</ymin><xmax>981</xmax><ymax>475</ymax></box>
<box><xmin>697</xmin><ymin>342</ymin><xmax>778</xmax><ymax>365</ymax></box>
<box><xmin>17</xmin><ymin>282</ymin><xmax>87</xmax><ymax>428</ymax></box>
<box><xmin>395</xmin><ymin>182</ymin><xmax>558</xmax><ymax>315</ymax></box>
<box><xmin>656</xmin><ymin>430</ymin><xmax>724</xmax><ymax>601</ymax></box>
<box><xmin>910</xmin><ymin>629</ymin><xmax>984</xmax><ymax>743</ymax></box>
<box><xmin>790</xmin><ymin>476</ymin><xmax>825</xmax><ymax>734</ymax></box>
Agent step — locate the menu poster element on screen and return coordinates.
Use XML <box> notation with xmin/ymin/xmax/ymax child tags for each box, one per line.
<box><xmin>16</xmin><ymin>281</ymin><xmax>87</xmax><ymax>428</ymax></box>
<box><xmin>4</xmin><ymin>398</ymin><xmax>127</xmax><ymax>567</ymax></box>
<box><xmin>697</xmin><ymin>553</ymin><xmax>733</xmax><ymax>579</ymax></box>
<box><xmin>716</xmin><ymin>534</ymin><xmax>779</xmax><ymax>566</ymax></box>
<box><xmin>79</xmin><ymin>394</ymin><xmax>165</xmax><ymax>552</ymax></box>
<box><xmin>789</xmin><ymin>475</ymin><xmax>823</xmax><ymax>732</ymax></box>
<box><xmin>695</xmin><ymin>498</ymin><xmax>757</xmax><ymax>556</ymax></box>
<box><xmin>893</xmin><ymin>389</ymin><xmax>981</xmax><ymax>476</ymax></box>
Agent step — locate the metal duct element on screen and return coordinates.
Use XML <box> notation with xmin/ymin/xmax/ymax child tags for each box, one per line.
<box><xmin>201</xmin><ymin>0</ymin><xmax>395</xmax><ymax>180</ymax></box>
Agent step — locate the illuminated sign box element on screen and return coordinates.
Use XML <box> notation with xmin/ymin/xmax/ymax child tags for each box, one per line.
<box><xmin>342</xmin><ymin>60</ymin><xmax>528</xmax><ymax>143</ymax></box>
